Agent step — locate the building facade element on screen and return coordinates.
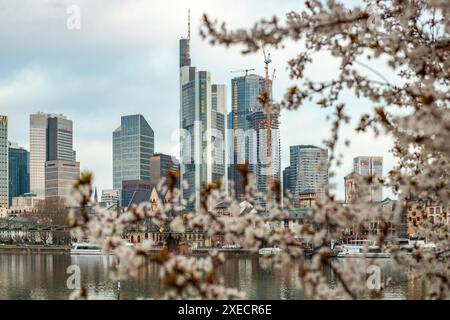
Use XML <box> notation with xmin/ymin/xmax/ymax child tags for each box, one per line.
<box><xmin>289</xmin><ymin>145</ymin><xmax>329</xmax><ymax>205</ymax></box>
<box><xmin>113</xmin><ymin>114</ymin><xmax>154</xmax><ymax>206</ymax></box>
<box><xmin>45</xmin><ymin>160</ymin><xmax>80</xmax><ymax>199</ymax></box>
<box><xmin>0</xmin><ymin>115</ymin><xmax>8</xmax><ymax>208</ymax></box>
<box><xmin>121</xmin><ymin>179</ymin><xmax>152</xmax><ymax>210</ymax></box>
<box><xmin>9</xmin><ymin>193</ymin><xmax>41</xmax><ymax>215</ymax></box>
<box><xmin>8</xmin><ymin>142</ymin><xmax>30</xmax><ymax>207</ymax></box>
<box><xmin>30</xmin><ymin>113</ymin><xmax>74</xmax><ymax>198</ymax></box>
<box><xmin>47</xmin><ymin>116</ymin><xmax>73</xmax><ymax>161</ymax></box>
<box><xmin>179</xmin><ymin>25</ymin><xmax>227</xmax><ymax>211</ymax></box>
<box><xmin>101</xmin><ymin>189</ymin><xmax>120</xmax><ymax>205</ymax></box>
<box><xmin>150</xmin><ymin>153</ymin><xmax>180</xmax><ymax>188</ymax></box>
<box><xmin>283</xmin><ymin>166</ymin><xmax>292</xmax><ymax>197</ymax></box>
<box><xmin>353</xmin><ymin>156</ymin><xmax>383</xmax><ymax>202</ymax></box>
<box><xmin>247</xmin><ymin>106</ymin><xmax>281</xmax><ymax>210</ymax></box>
<box><xmin>229</xmin><ymin>74</ymin><xmax>269</xmax><ymax>200</ymax></box>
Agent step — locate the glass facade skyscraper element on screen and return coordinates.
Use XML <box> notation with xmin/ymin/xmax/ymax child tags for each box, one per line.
<box><xmin>113</xmin><ymin>114</ymin><xmax>154</xmax><ymax>205</ymax></box>
<box><xmin>0</xmin><ymin>115</ymin><xmax>8</xmax><ymax>208</ymax></box>
<box><xmin>247</xmin><ymin>107</ymin><xmax>281</xmax><ymax>210</ymax></box>
<box><xmin>230</xmin><ymin>74</ymin><xmax>270</xmax><ymax>200</ymax></box>
<box><xmin>179</xmin><ymin>28</ymin><xmax>227</xmax><ymax>211</ymax></box>
<box><xmin>8</xmin><ymin>142</ymin><xmax>30</xmax><ymax>207</ymax></box>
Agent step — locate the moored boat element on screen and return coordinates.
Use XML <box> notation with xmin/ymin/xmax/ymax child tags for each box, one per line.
<box><xmin>258</xmin><ymin>247</ymin><xmax>283</xmax><ymax>255</ymax></box>
<box><xmin>336</xmin><ymin>240</ymin><xmax>390</xmax><ymax>258</ymax></box>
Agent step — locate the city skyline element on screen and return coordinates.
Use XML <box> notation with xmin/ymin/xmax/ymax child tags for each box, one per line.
<box><xmin>0</xmin><ymin>1</ymin><xmax>396</xmax><ymax>201</ymax></box>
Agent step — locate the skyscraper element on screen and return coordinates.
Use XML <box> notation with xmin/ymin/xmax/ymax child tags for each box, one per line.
<box><xmin>8</xmin><ymin>142</ymin><xmax>30</xmax><ymax>206</ymax></box>
<box><xmin>353</xmin><ymin>156</ymin><xmax>383</xmax><ymax>202</ymax></box>
<box><xmin>247</xmin><ymin>106</ymin><xmax>281</xmax><ymax>210</ymax></box>
<box><xmin>289</xmin><ymin>145</ymin><xmax>329</xmax><ymax>205</ymax></box>
<box><xmin>113</xmin><ymin>114</ymin><xmax>154</xmax><ymax>205</ymax></box>
<box><xmin>0</xmin><ymin>115</ymin><xmax>8</xmax><ymax>208</ymax></box>
<box><xmin>230</xmin><ymin>74</ymin><xmax>269</xmax><ymax>200</ymax></box>
<box><xmin>30</xmin><ymin>113</ymin><xmax>74</xmax><ymax>198</ymax></box>
<box><xmin>179</xmin><ymin>15</ymin><xmax>227</xmax><ymax>210</ymax></box>
<box><xmin>47</xmin><ymin>116</ymin><xmax>73</xmax><ymax>161</ymax></box>
<box><xmin>283</xmin><ymin>166</ymin><xmax>292</xmax><ymax>197</ymax></box>
<box><xmin>150</xmin><ymin>153</ymin><xmax>180</xmax><ymax>188</ymax></box>
<box><xmin>45</xmin><ymin>160</ymin><xmax>80</xmax><ymax>199</ymax></box>
<box><xmin>211</xmin><ymin>84</ymin><xmax>228</xmax><ymax>185</ymax></box>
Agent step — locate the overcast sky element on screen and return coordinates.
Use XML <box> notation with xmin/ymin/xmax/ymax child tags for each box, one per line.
<box><xmin>0</xmin><ymin>0</ymin><xmax>397</xmax><ymax>200</ymax></box>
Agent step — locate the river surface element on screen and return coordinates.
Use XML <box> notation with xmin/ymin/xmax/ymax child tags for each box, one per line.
<box><xmin>0</xmin><ymin>253</ymin><xmax>423</xmax><ymax>300</ymax></box>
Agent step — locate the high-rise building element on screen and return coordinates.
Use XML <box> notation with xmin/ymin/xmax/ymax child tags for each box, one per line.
<box><xmin>47</xmin><ymin>116</ymin><xmax>73</xmax><ymax>161</ymax></box>
<box><xmin>30</xmin><ymin>113</ymin><xmax>74</xmax><ymax>198</ymax></box>
<box><xmin>121</xmin><ymin>180</ymin><xmax>152</xmax><ymax>210</ymax></box>
<box><xmin>179</xmin><ymin>17</ymin><xmax>227</xmax><ymax>210</ymax></box>
<box><xmin>150</xmin><ymin>153</ymin><xmax>180</xmax><ymax>187</ymax></box>
<box><xmin>353</xmin><ymin>156</ymin><xmax>383</xmax><ymax>202</ymax></box>
<box><xmin>0</xmin><ymin>115</ymin><xmax>8</xmax><ymax>208</ymax></box>
<box><xmin>283</xmin><ymin>166</ymin><xmax>292</xmax><ymax>197</ymax></box>
<box><xmin>230</xmin><ymin>74</ymin><xmax>269</xmax><ymax>200</ymax></box>
<box><xmin>247</xmin><ymin>106</ymin><xmax>281</xmax><ymax>210</ymax></box>
<box><xmin>45</xmin><ymin>160</ymin><xmax>80</xmax><ymax>199</ymax></box>
<box><xmin>211</xmin><ymin>84</ymin><xmax>228</xmax><ymax>185</ymax></box>
<box><xmin>113</xmin><ymin>114</ymin><xmax>154</xmax><ymax>206</ymax></box>
<box><xmin>289</xmin><ymin>145</ymin><xmax>329</xmax><ymax>204</ymax></box>
<box><xmin>8</xmin><ymin>142</ymin><xmax>30</xmax><ymax>207</ymax></box>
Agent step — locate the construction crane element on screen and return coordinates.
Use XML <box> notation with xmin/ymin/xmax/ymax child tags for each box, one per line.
<box><xmin>263</xmin><ymin>46</ymin><xmax>272</xmax><ymax>210</ymax></box>
<box><xmin>230</xmin><ymin>68</ymin><xmax>255</xmax><ymax>76</ymax></box>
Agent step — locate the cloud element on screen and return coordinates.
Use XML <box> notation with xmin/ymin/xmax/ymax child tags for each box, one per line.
<box><xmin>0</xmin><ymin>0</ymin><xmax>397</xmax><ymax>200</ymax></box>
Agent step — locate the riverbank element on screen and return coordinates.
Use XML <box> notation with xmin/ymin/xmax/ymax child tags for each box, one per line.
<box><xmin>0</xmin><ymin>245</ymin><xmax>258</xmax><ymax>256</ymax></box>
<box><xmin>0</xmin><ymin>244</ymin><xmax>70</xmax><ymax>254</ymax></box>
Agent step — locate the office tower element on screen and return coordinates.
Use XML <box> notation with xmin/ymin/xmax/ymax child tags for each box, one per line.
<box><xmin>179</xmin><ymin>16</ymin><xmax>227</xmax><ymax>210</ymax></box>
<box><xmin>247</xmin><ymin>106</ymin><xmax>281</xmax><ymax>210</ymax></box>
<box><xmin>30</xmin><ymin>113</ymin><xmax>74</xmax><ymax>198</ymax></box>
<box><xmin>283</xmin><ymin>166</ymin><xmax>292</xmax><ymax>197</ymax></box>
<box><xmin>290</xmin><ymin>145</ymin><xmax>329</xmax><ymax>205</ymax></box>
<box><xmin>211</xmin><ymin>84</ymin><xmax>228</xmax><ymax>186</ymax></box>
<box><xmin>150</xmin><ymin>153</ymin><xmax>180</xmax><ymax>187</ymax></box>
<box><xmin>45</xmin><ymin>160</ymin><xmax>80</xmax><ymax>199</ymax></box>
<box><xmin>113</xmin><ymin>115</ymin><xmax>154</xmax><ymax>206</ymax></box>
<box><xmin>121</xmin><ymin>180</ymin><xmax>152</xmax><ymax>210</ymax></box>
<box><xmin>8</xmin><ymin>142</ymin><xmax>30</xmax><ymax>207</ymax></box>
<box><xmin>0</xmin><ymin>115</ymin><xmax>8</xmax><ymax>208</ymax></box>
<box><xmin>353</xmin><ymin>156</ymin><xmax>383</xmax><ymax>202</ymax></box>
<box><xmin>47</xmin><ymin>116</ymin><xmax>73</xmax><ymax>161</ymax></box>
<box><xmin>230</xmin><ymin>74</ymin><xmax>269</xmax><ymax>200</ymax></box>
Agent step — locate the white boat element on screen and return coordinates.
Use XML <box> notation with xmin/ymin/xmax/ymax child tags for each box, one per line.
<box><xmin>70</xmin><ymin>242</ymin><xmax>134</xmax><ymax>255</ymax></box>
<box><xmin>70</xmin><ymin>242</ymin><xmax>106</xmax><ymax>255</ymax></box>
<box><xmin>258</xmin><ymin>247</ymin><xmax>283</xmax><ymax>255</ymax></box>
<box><xmin>397</xmin><ymin>238</ymin><xmax>436</xmax><ymax>253</ymax></box>
<box><xmin>337</xmin><ymin>240</ymin><xmax>390</xmax><ymax>258</ymax></box>
<box><xmin>222</xmin><ymin>244</ymin><xmax>242</xmax><ymax>249</ymax></box>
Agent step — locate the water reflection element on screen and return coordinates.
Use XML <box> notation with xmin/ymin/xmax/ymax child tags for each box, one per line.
<box><xmin>0</xmin><ymin>253</ymin><xmax>421</xmax><ymax>300</ymax></box>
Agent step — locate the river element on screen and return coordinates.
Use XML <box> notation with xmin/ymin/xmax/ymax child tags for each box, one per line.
<box><xmin>0</xmin><ymin>253</ymin><xmax>423</xmax><ymax>300</ymax></box>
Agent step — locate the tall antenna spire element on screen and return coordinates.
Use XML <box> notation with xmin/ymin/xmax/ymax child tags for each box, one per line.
<box><xmin>188</xmin><ymin>9</ymin><xmax>191</xmax><ymax>39</ymax></box>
